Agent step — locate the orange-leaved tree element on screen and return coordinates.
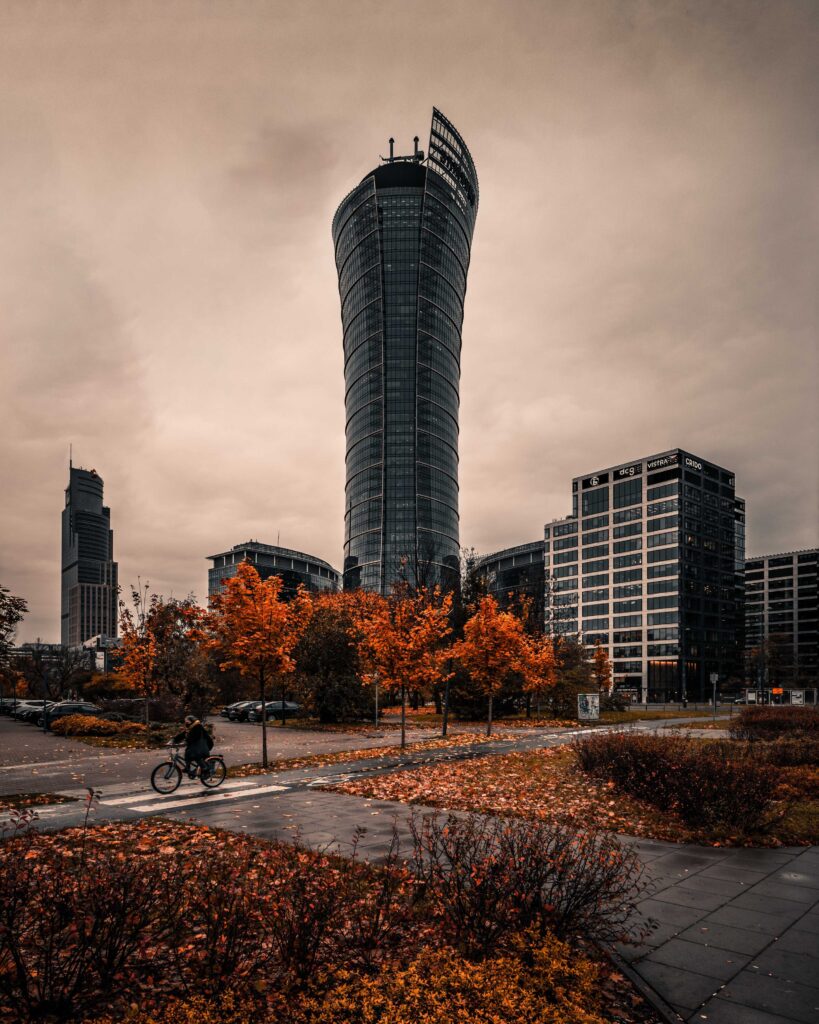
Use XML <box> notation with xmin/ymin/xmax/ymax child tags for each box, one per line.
<box><xmin>204</xmin><ymin>561</ymin><xmax>312</xmax><ymax>768</ymax></box>
<box><xmin>452</xmin><ymin>595</ymin><xmax>530</xmax><ymax>736</ymax></box>
<box><xmin>592</xmin><ymin>641</ymin><xmax>612</xmax><ymax>695</ymax></box>
<box><xmin>352</xmin><ymin>585</ymin><xmax>453</xmax><ymax>749</ymax></box>
<box><xmin>523</xmin><ymin>632</ymin><xmax>558</xmax><ymax>711</ymax></box>
<box><xmin>118</xmin><ymin>582</ymin><xmax>159</xmax><ymax>726</ymax></box>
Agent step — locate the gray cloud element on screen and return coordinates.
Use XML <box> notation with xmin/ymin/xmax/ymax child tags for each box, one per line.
<box><xmin>0</xmin><ymin>0</ymin><xmax>816</xmax><ymax>640</ymax></box>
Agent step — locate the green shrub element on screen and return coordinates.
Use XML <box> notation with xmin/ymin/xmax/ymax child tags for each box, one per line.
<box><xmin>574</xmin><ymin>731</ymin><xmax>776</xmax><ymax>832</ymax></box>
<box><xmin>729</xmin><ymin>706</ymin><xmax>819</xmax><ymax>741</ymax></box>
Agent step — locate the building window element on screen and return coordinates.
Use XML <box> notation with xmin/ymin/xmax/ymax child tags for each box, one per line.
<box><xmin>582</xmin><ymin>487</ymin><xmax>609</xmax><ymax>516</ymax></box>
<box><xmin>613</xmin><ymin>478</ymin><xmax>642</xmax><ymax>509</ymax></box>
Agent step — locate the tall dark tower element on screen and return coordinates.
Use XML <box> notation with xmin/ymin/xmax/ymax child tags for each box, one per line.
<box><xmin>61</xmin><ymin>465</ymin><xmax>118</xmax><ymax>645</ymax></box>
<box><xmin>333</xmin><ymin>108</ymin><xmax>478</xmax><ymax>593</ymax></box>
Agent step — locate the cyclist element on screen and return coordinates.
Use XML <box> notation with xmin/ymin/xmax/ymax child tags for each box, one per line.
<box><xmin>171</xmin><ymin>715</ymin><xmax>214</xmax><ymax>779</ymax></box>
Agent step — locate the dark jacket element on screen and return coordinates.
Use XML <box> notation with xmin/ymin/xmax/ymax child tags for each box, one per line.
<box><xmin>172</xmin><ymin>721</ymin><xmax>212</xmax><ymax>757</ymax></box>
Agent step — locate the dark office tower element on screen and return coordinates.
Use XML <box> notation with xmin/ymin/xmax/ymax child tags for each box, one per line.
<box><xmin>332</xmin><ymin>109</ymin><xmax>478</xmax><ymax>594</ymax></box>
<box><xmin>61</xmin><ymin>466</ymin><xmax>118</xmax><ymax>646</ymax></box>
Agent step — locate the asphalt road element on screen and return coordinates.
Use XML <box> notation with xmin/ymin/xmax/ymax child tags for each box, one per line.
<box><xmin>0</xmin><ymin>715</ymin><xmax>444</xmax><ymax>796</ymax></box>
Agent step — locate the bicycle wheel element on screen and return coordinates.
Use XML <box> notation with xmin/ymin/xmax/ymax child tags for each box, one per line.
<box><xmin>202</xmin><ymin>757</ymin><xmax>227</xmax><ymax>788</ymax></box>
<box><xmin>151</xmin><ymin>761</ymin><xmax>182</xmax><ymax>794</ymax></box>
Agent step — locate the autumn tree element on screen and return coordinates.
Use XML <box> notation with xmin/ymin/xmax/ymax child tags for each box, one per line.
<box><xmin>352</xmin><ymin>585</ymin><xmax>453</xmax><ymax>749</ymax></box>
<box><xmin>118</xmin><ymin>583</ymin><xmax>159</xmax><ymax>725</ymax></box>
<box><xmin>0</xmin><ymin>584</ymin><xmax>28</xmax><ymax>701</ymax></box>
<box><xmin>18</xmin><ymin>644</ymin><xmax>91</xmax><ymax>702</ymax></box>
<box><xmin>293</xmin><ymin>592</ymin><xmax>373</xmax><ymax>723</ymax></box>
<box><xmin>591</xmin><ymin>641</ymin><xmax>612</xmax><ymax>695</ymax></box>
<box><xmin>452</xmin><ymin>595</ymin><xmax>530</xmax><ymax>736</ymax></box>
<box><xmin>204</xmin><ymin>561</ymin><xmax>312</xmax><ymax>768</ymax></box>
<box><xmin>543</xmin><ymin>636</ymin><xmax>597</xmax><ymax>718</ymax></box>
<box><xmin>522</xmin><ymin>632</ymin><xmax>558</xmax><ymax>712</ymax></box>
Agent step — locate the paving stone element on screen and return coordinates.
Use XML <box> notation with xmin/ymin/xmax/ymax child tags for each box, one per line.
<box><xmin>718</xmin><ymin>970</ymin><xmax>819</xmax><ymax>1023</ymax></box>
<box><xmin>635</xmin><ymin>961</ymin><xmax>722</xmax><ymax>1011</ymax></box>
<box><xmin>774</xmin><ymin>868</ymin><xmax>819</xmax><ymax>891</ymax></box>
<box><xmin>636</xmin><ymin>898</ymin><xmax>709</xmax><ymax>930</ymax></box>
<box><xmin>704</xmin><ymin>905</ymin><xmax>798</xmax><ymax>936</ymax></box>
<box><xmin>787</xmin><ymin>912</ymin><xmax>819</xmax><ymax>935</ymax></box>
<box><xmin>698</xmin><ymin>863</ymin><xmax>771</xmax><ymax>885</ymax></box>
<box><xmin>749</xmin><ymin>881</ymin><xmax>819</xmax><ymax>906</ymax></box>
<box><xmin>645</xmin><ymin>938</ymin><xmax>750</xmax><ymax>980</ymax></box>
<box><xmin>652</xmin><ymin>886</ymin><xmax>731</xmax><ymax>912</ymax></box>
<box><xmin>677</xmin><ymin>922</ymin><xmax>779</xmax><ymax>957</ymax></box>
<box><xmin>748</xmin><ymin>947</ymin><xmax>819</xmax><ymax>989</ymax></box>
<box><xmin>688</xmin><ymin>995</ymin><xmax>808</xmax><ymax>1023</ymax></box>
<box><xmin>763</xmin><ymin>930</ymin><xmax>819</xmax><ymax>957</ymax></box>
<box><xmin>730</xmin><ymin>893</ymin><xmax>814</xmax><ymax>920</ymax></box>
<box><xmin>677</xmin><ymin>875</ymin><xmax>752</xmax><ymax>899</ymax></box>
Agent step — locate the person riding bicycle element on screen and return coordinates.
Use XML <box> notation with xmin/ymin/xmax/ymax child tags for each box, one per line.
<box><xmin>171</xmin><ymin>715</ymin><xmax>214</xmax><ymax>778</ymax></box>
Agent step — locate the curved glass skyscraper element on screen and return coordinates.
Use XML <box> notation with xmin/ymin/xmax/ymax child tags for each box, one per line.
<box><xmin>332</xmin><ymin>108</ymin><xmax>478</xmax><ymax>593</ymax></box>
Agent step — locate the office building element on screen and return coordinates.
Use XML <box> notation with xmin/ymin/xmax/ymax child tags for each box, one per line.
<box><xmin>543</xmin><ymin>449</ymin><xmax>745</xmax><ymax>702</ymax></box>
<box><xmin>745</xmin><ymin>549</ymin><xmax>818</xmax><ymax>686</ymax></box>
<box><xmin>332</xmin><ymin>108</ymin><xmax>479</xmax><ymax>594</ymax></box>
<box><xmin>207</xmin><ymin>541</ymin><xmax>340</xmax><ymax>599</ymax></box>
<box><xmin>476</xmin><ymin>541</ymin><xmax>546</xmax><ymax>624</ymax></box>
<box><xmin>61</xmin><ymin>466</ymin><xmax>118</xmax><ymax>646</ymax></box>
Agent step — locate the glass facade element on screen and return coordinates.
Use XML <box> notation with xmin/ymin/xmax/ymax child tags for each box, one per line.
<box><xmin>745</xmin><ymin>549</ymin><xmax>818</xmax><ymax>686</ymax></box>
<box><xmin>332</xmin><ymin>109</ymin><xmax>478</xmax><ymax>594</ymax></box>
<box><xmin>544</xmin><ymin>450</ymin><xmax>745</xmax><ymax>701</ymax></box>
<box><xmin>207</xmin><ymin>542</ymin><xmax>340</xmax><ymax>599</ymax></box>
<box><xmin>61</xmin><ymin>467</ymin><xmax>118</xmax><ymax>646</ymax></box>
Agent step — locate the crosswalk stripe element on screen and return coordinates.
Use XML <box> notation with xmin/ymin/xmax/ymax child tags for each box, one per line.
<box><xmin>99</xmin><ymin>779</ymin><xmax>258</xmax><ymax>806</ymax></box>
<box><xmin>128</xmin><ymin>782</ymin><xmax>290</xmax><ymax>814</ymax></box>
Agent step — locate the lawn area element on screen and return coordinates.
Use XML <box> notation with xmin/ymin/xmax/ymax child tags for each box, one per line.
<box><xmin>331</xmin><ymin>742</ymin><xmax>818</xmax><ymax>847</ymax></box>
<box><xmin>0</xmin><ymin>819</ymin><xmax>661</xmax><ymax>1024</ymax></box>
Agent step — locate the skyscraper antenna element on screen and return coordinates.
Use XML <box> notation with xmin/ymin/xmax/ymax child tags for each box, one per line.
<box><xmin>69</xmin><ymin>443</ymin><xmax>72</xmax><ymax>470</ymax></box>
<box><xmin>277</xmin><ymin>529</ymin><xmax>280</xmax><ymax>546</ymax></box>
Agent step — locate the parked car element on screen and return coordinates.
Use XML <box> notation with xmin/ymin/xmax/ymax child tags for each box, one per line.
<box><xmin>13</xmin><ymin>700</ymin><xmax>56</xmax><ymax>723</ymax></box>
<box><xmin>228</xmin><ymin>701</ymin><xmax>261</xmax><ymax>722</ymax></box>
<box><xmin>40</xmin><ymin>701</ymin><xmax>102</xmax><ymax>728</ymax></box>
<box><xmin>220</xmin><ymin>700</ymin><xmax>256</xmax><ymax>719</ymax></box>
<box><xmin>0</xmin><ymin>698</ymin><xmax>24</xmax><ymax>715</ymax></box>
<box><xmin>247</xmin><ymin>701</ymin><xmax>302</xmax><ymax>722</ymax></box>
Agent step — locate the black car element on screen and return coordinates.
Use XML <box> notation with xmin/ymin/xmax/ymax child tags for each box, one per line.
<box><xmin>246</xmin><ymin>701</ymin><xmax>302</xmax><ymax>723</ymax></box>
<box><xmin>228</xmin><ymin>701</ymin><xmax>261</xmax><ymax>722</ymax></box>
<box><xmin>41</xmin><ymin>701</ymin><xmax>102</xmax><ymax>728</ymax></box>
<box><xmin>13</xmin><ymin>700</ymin><xmax>55</xmax><ymax>723</ymax></box>
<box><xmin>220</xmin><ymin>700</ymin><xmax>256</xmax><ymax>719</ymax></box>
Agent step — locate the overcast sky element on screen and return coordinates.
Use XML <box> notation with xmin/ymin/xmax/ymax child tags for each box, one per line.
<box><xmin>1</xmin><ymin>0</ymin><xmax>817</xmax><ymax>643</ymax></box>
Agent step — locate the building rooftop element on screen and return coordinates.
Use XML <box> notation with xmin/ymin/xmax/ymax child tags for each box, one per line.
<box><xmin>206</xmin><ymin>540</ymin><xmax>339</xmax><ymax>575</ymax></box>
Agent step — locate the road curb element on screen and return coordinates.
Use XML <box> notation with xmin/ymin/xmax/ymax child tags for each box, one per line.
<box><xmin>607</xmin><ymin>945</ymin><xmax>684</xmax><ymax>1024</ymax></box>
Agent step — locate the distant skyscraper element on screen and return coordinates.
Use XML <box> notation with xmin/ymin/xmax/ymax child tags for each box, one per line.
<box><xmin>61</xmin><ymin>466</ymin><xmax>118</xmax><ymax>646</ymax></box>
<box><xmin>332</xmin><ymin>108</ymin><xmax>479</xmax><ymax>594</ymax></box>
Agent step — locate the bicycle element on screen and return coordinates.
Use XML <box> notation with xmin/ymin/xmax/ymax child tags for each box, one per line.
<box><xmin>150</xmin><ymin>744</ymin><xmax>227</xmax><ymax>794</ymax></box>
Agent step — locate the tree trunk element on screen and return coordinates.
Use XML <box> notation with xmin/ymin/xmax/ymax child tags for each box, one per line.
<box><xmin>487</xmin><ymin>693</ymin><xmax>493</xmax><ymax>737</ymax></box>
<box><xmin>260</xmin><ymin>670</ymin><xmax>268</xmax><ymax>770</ymax></box>
<box><xmin>433</xmin><ymin>685</ymin><xmax>442</xmax><ymax>715</ymax></box>
<box><xmin>400</xmin><ymin>684</ymin><xmax>406</xmax><ymax>750</ymax></box>
<box><xmin>441</xmin><ymin>673</ymin><xmax>451</xmax><ymax>738</ymax></box>
<box><xmin>525</xmin><ymin>693</ymin><xmax>532</xmax><ymax>719</ymax></box>
<box><xmin>281</xmin><ymin>679</ymin><xmax>287</xmax><ymax>727</ymax></box>
<box><xmin>145</xmin><ymin>692</ymin><xmax>150</xmax><ymax>729</ymax></box>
